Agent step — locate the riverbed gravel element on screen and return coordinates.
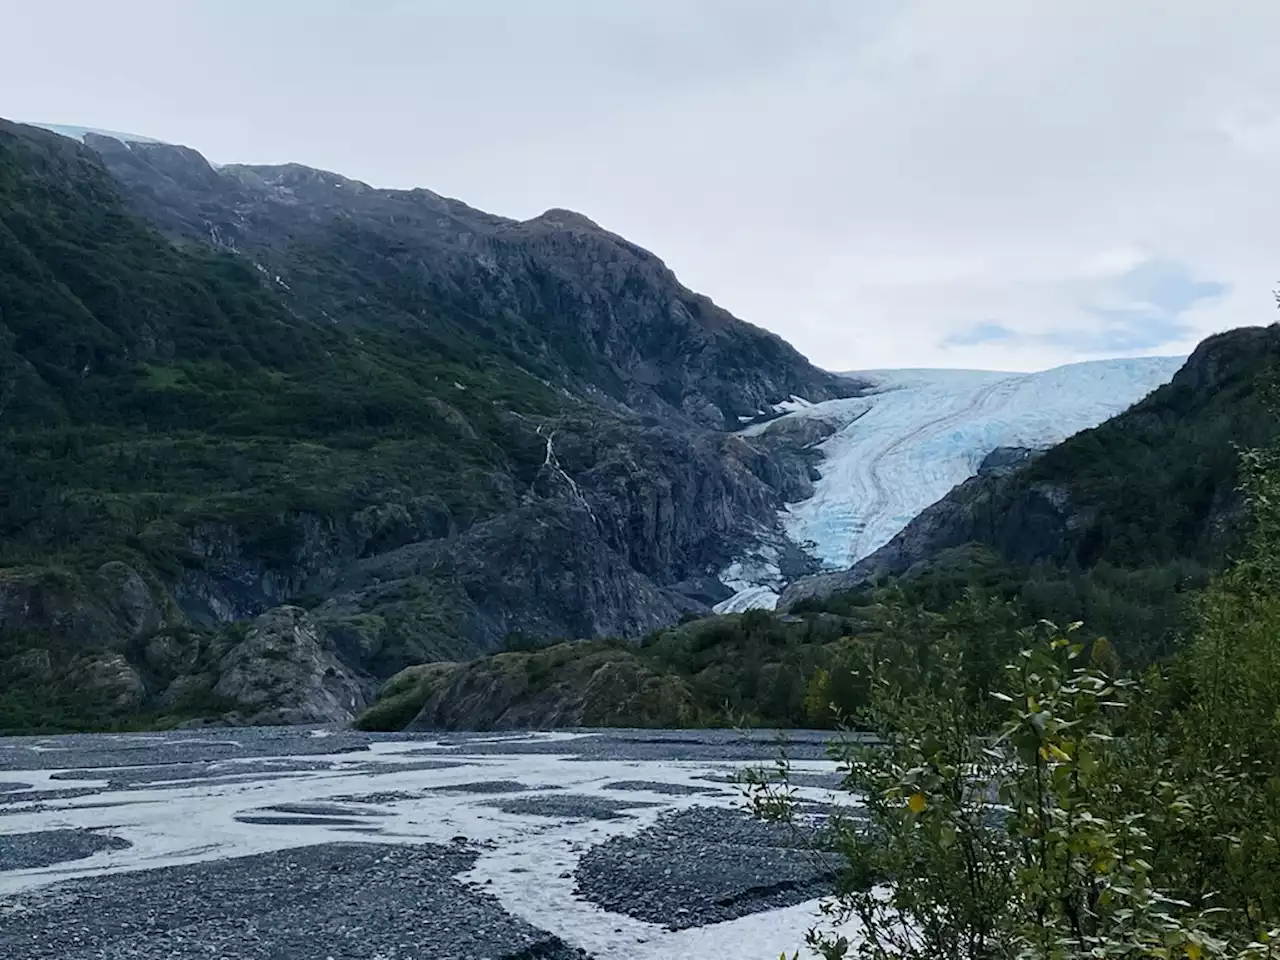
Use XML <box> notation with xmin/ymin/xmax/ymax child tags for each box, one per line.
<box><xmin>487</xmin><ymin>795</ymin><xmax>658</xmax><ymax>821</ymax></box>
<box><xmin>0</xmin><ymin>729</ymin><xmax>378</xmax><ymax>771</ymax></box>
<box><xmin>0</xmin><ymin>726</ymin><xmax>854</xmax><ymax>958</ymax></box>
<box><xmin>0</xmin><ymin>828</ymin><xmax>131</xmax><ymax>870</ymax></box>
<box><xmin>575</xmin><ymin>806</ymin><xmax>841</xmax><ymax>930</ymax></box>
<box><xmin>601</xmin><ymin>780</ymin><xmax>726</xmax><ymax>796</ymax></box>
<box><xmin>50</xmin><ymin>758</ymin><xmax>337</xmax><ymax>787</ymax></box>
<box><xmin>433</xmin><ymin>779</ymin><xmax>535</xmax><ymax>794</ymax></box>
<box><xmin>0</xmin><ymin>842</ymin><xmax>584</xmax><ymax>960</ymax></box>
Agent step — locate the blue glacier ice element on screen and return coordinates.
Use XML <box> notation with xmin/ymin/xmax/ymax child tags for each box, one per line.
<box><xmin>715</xmin><ymin>356</ymin><xmax>1185</xmax><ymax>612</ymax></box>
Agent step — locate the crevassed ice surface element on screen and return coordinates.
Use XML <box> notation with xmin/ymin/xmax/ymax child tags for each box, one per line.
<box><xmin>776</xmin><ymin>356</ymin><xmax>1185</xmax><ymax>573</ymax></box>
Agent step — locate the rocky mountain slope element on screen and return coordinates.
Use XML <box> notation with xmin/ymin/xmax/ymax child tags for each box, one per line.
<box><xmin>360</xmin><ymin>324</ymin><xmax>1280</xmax><ymax>730</ymax></box>
<box><xmin>0</xmin><ymin>119</ymin><xmax>854</xmax><ymax>732</ymax></box>
<box><xmin>71</xmin><ymin>128</ymin><xmax>853</xmax><ymax>430</ymax></box>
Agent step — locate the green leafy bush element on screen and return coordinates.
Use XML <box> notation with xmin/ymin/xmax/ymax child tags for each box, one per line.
<box><xmin>750</xmin><ymin>438</ymin><xmax>1280</xmax><ymax>960</ymax></box>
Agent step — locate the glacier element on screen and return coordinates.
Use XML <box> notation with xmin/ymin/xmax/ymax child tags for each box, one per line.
<box><xmin>714</xmin><ymin>356</ymin><xmax>1186</xmax><ymax>613</ymax></box>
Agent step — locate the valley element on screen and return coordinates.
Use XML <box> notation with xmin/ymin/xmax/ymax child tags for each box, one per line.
<box><xmin>1</xmin><ymin>115</ymin><xmax>1278</xmax><ymax>746</ymax></box>
<box><xmin>6</xmin><ymin>10</ymin><xmax>1280</xmax><ymax>957</ymax></box>
<box><xmin>716</xmin><ymin>357</ymin><xmax>1185</xmax><ymax>611</ymax></box>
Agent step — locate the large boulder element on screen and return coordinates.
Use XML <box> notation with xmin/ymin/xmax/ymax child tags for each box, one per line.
<box><xmin>95</xmin><ymin>562</ymin><xmax>165</xmax><ymax>639</ymax></box>
<box><xmin>213</xmin><ymin>606</ymin><xmax>372</xmax><ymax>724</ymax></box>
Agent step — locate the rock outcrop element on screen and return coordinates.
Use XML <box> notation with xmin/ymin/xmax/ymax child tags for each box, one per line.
<box><xmin>211</xmin><ymin>607</ymin><xmax>372</xmax><ymax>725</ymax></box>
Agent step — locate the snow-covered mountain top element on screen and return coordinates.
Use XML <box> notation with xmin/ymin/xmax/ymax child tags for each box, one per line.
<box><xmin>715</xmin><ymin>355</ymin><xmax>1186</xmax><ymax>612</ymax></box>
<box><xmin>29</xmin><ymin>122</ymin><xmax>165</xmax><ymax>145</ymax></box>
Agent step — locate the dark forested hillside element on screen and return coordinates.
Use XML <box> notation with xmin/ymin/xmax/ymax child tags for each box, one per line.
<box><xmin>0</xmin><ymin>119</ymin><xmax>848</xmax><ymax>732</ymax></box>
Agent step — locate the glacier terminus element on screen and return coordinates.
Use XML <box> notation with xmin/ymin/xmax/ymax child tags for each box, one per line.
<box><xmin>714</xmin><ymin>357</ymin><xmax>1187</xmax><ymax>613</ymax></box>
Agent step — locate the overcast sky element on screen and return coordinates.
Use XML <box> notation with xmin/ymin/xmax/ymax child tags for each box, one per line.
<box><xmin>4</xmin><ymin>1</ymin><xmax>1278</xmax><ymax>372</ymax></box>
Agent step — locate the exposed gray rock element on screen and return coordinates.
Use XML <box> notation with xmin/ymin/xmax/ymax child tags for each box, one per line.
<box><xmin>62</xmin><ymin>654</ymin><xmax>147</xmax><ymax>713</ymax></box>
<box><xmin>94</xmin><ymin>561</ymin><xmax>164</xmax><ymax>639</ymax></box>
<box><xmin>212</xmin><ymin>606</ymin><xmax>372</xmax><ymax>724</ymax></box>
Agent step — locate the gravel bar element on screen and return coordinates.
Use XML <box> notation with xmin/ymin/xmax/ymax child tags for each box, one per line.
<box><xmin>0</xmin><ymin>842</ymin><xmax>588</xmax><ymax>959</ymax></box>
<box><xmin>232</xmin><ymin>815</ymin><xmax>373</xmax><ymax>826</ymax></box>
<box><xmin>0</xmin><ymin>828</ymin><xmax>131</xmax><ymax>870</ymax></box>
<box><xmin>0</xmin><ymin>787</ymin><xmax>102</xmax><ymax>805</ymax></box>
<box><xmin>433</xmin><ymin>779</ymin><xmax>534</xmax><ymax>794</ymax></box>
<box><xmin>0</xmin><ymin>728</ymin><xmax>379</xmax><ymax>771</ymax></box>
<box><xmin>487</xmin><ymin>795</ymin><xmax>658</xmax><ymax>821</ymax></box>
<box><xmin>602</xmin><ymin>780</ymin><xmax>726</xmax><ymax>796</ymax></box>
<box><xmin>50</xmin><ymin>758</ymin><xmax>337</xmax><ymax>787</ymax></box>
<box><xmin>259</xmin><ymin>802</ymin><xmax>390</xmax><ymax>817</ymax></box>
<box><xmin>575</xmin><ymin>806</ymin><xmax>840</xmax><ymax>929</ymax></box>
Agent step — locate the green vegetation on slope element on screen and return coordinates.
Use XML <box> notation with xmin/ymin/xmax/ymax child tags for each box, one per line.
<box><xmin>0</xmin><ymin>122</ymin><xmax>564</xmax><ymax>728</ymax></box>
<box><xmin>355</xmin><ymin>593</ymin><xmax>1039</xmax><ymax>731</ymax></box>
<box><xmin>360</xmin><ymin>331</ymin><xmax>1280</xmax><ymax>732</ymax></box>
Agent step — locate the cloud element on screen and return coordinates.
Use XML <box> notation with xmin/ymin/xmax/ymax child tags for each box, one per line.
<box><xmin>1061</xmin><ymin>259</ymin><xmax>1231</xmax><ymax>352</ymax></box>
<box><xmin>941</xmin><ymin>322</ymin><xmax>1019</xmax><ymax>348</ymax></box>
<box><xmin>2</xmin><ymin>1</ymin><xmax>1278</xmax><ymax>371</ymax></box>
<box><xmin>941</xmin><ymin>259</ymin><xmax>1231</xmax><ymax>356</ymax></box>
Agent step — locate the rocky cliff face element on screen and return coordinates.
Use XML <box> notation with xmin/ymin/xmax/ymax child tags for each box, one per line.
<box><xmin>81</xmin><ymin>133</ymin><xmax>856</xmax><ymax>430</ymax></box>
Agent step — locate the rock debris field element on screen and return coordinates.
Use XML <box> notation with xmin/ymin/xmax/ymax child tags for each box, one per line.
<box><xmin>0</xmin><ymin>727</ymin><xmax>860</xmax><ymax>960</ymax></box>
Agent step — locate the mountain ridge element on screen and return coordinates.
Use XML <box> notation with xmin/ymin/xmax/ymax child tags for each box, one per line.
<box><xmin>356</xmin><ymin>324</ymin><xmax>1280</xmax><ymax>732</ymax></box>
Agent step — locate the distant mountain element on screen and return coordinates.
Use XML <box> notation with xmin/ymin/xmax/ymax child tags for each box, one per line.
<box><xmin>0</xmin><ymin>118</ymin><xmax>852</xmax><ymax>731</ymax></box>
<box><xmin>74</xmin><ymin>129</ymin><xmax>853</xmax><ymax>429</ymax></box>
